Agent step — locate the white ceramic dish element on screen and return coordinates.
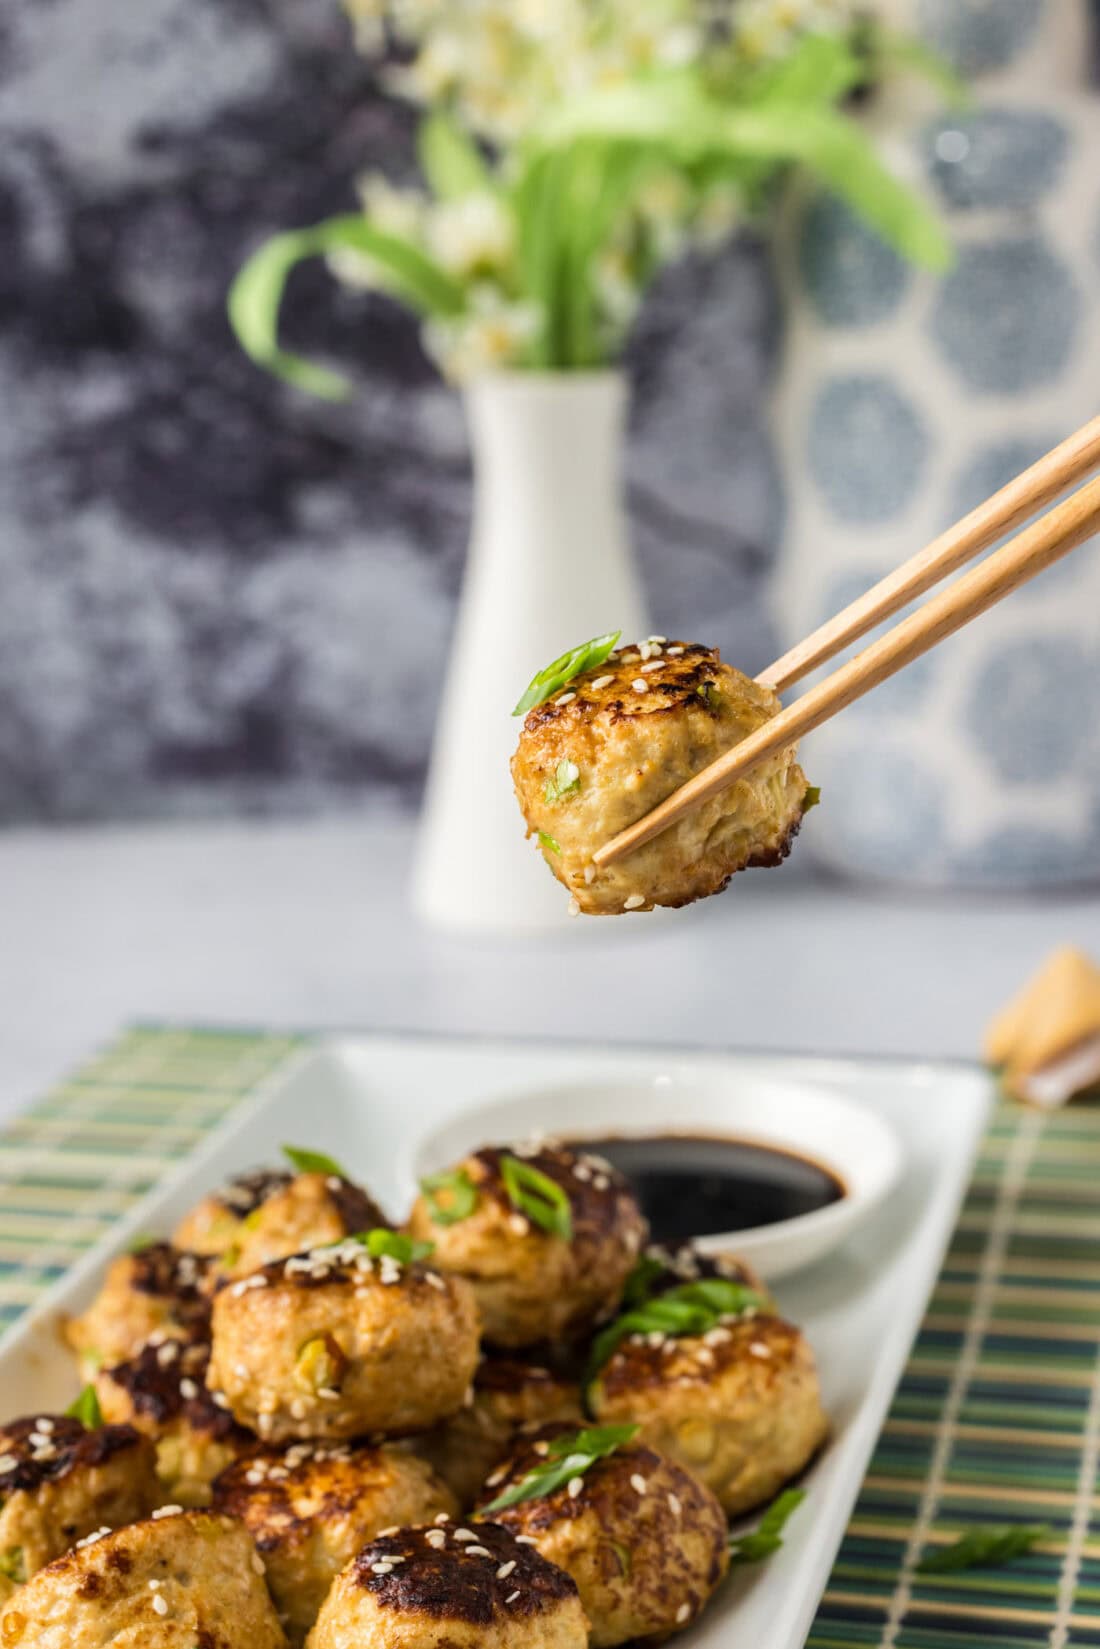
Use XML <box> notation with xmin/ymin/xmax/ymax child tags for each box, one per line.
<box><xmin>409</xmin><ymin>1075</ymin><xmax>902</xmax><ymax>1280</ymax></box>
<box><xmin>0</xmin><ymin>1032</ymin><xmax>992</xmax><ymax>1649</ymax></box>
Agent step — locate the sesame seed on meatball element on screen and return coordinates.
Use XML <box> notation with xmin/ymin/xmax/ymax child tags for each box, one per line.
<box><xmin>208</xmin><ymin>1239</ymin><xmax>480</xmax><ymax>1443</ymax></box>
<box><xmin>0</xmin><ymin>1414</ymin><xmax>158</xmax><ymax>1592</ymax></box>
<box><xmin>307</xmin><ymin>1519</ymin><xmax>587</xmax><ymax>1649</ymax></box>
<box><xmin>406</xmin><ymin>1144</ymin><xmax>647</xmax><ymax>1350</ymax></box>
<box><xmin>511</xmin><ymin>640</ymin><xmax>810</xmax><ymax>915</ymax></box>
<box><xmin>589</xmin><ymin>1312</ymin><xmax>828</xmax><ymax>1517</ymax></box>
<box><xmin>64</xmin><ymin>1243</ymin><xmax>212</xmax><ymax>1382</ymax></box>
<box><xmin>415</xmin><ymin>1356</ymin><xmax>583</xmax><ymax>1509</ymax></box>
<box><xmin>0</xmin><ymin>1509</ymin><xmax>286</xmax><ymax>1648</ymax></box>
<box><xmin>213</xmin><ymin>1440</ymin><xmax>458</xmax><ymax>1644</ymax></box>
<box><xmin>475</xmin><ymin>1425</ymin><xmax>729</xmax><ymax>1647</ymax></box>
<box><xmin>95</xmin><ymin>1335</ymin><xmax>255</xmax><ymax>1507</ymax></box>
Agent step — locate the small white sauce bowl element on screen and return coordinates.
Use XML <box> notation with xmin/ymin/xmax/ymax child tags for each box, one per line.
<box><xmin>408</xmin><ymin>1073</ymin><xmax>902</xmax><ymax>1281</ymax></box>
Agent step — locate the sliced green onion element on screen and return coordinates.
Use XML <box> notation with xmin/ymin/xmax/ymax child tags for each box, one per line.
<box><xmin>801</xmin><ymin>785</ymin><xmax>822</xmax><ymax>814</ymax></box>
<box><xmin>513</xmin><ymin>632</ymin><xmax>621</xmax><ymax>717</ymax></box>
<box><xmin>420</xmin><ymin>1168</ymin><xmax>479</xmax><ymax>1226</ymax></box>
<box><xmin>282</xmin><ymin>1145</ymin><xmax>348</xmax><ymax>1178</ymax></box>
<box><xmin>339</xmin><ymin>1229</ymin><xmax>435</xmax><ymax>1264</ymax></box>
<box><xmin>544</xmin><ymin>759</ymin><xmax>581</xmax><ymax>803</ymax></box>
<box><xmin>500</xmin><ymin>1154</ymin><xmax>573</xmax><ymax>1241</ymax></box>
<box><xmin>482</xmin><ymin>1423</ymin><xmax>639</xmax><ymax>1511</ymax></box>
<box><xmin>587</xmin><ymin>1278</ymin><xmax>768</xmax><ymax>1383</ymax></box>
<box><xmin>915</xmin><ymin>1524</ymin><xmax>1049</xmax><ymax>1574</ymax></box>
<box><xmin>65</xmin><ymin>1385</ymin><xmax>104</xmax><ymax>1429</ymax></box>
<box><xmin>537</xmin><ymin>831</ymin><xmax>562</xmax><ymax>855</ymax></box>
<box><xmin>729</xmin><ymin>1488</ymin><xmax>806</xmax><ymax>1564</ymax></box>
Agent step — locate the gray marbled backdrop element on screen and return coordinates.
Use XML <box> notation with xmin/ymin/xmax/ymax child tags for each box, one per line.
<box><xmin>0</xmin><ymin>0</ymin><xmax>784</xmax><ymax>822</ymax></box>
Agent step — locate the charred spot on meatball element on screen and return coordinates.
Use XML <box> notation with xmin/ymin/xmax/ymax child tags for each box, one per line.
<box><xmin>407</xmin><ymin>1143</ymin><xmax>647</xmax><ymax>1351</ymax></box>
<box><xmin>511</xmin><ymin>639</ymin><xmax>810</xmax><ymax>915</ymax></box>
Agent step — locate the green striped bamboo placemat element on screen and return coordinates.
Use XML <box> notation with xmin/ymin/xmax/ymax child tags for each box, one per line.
<box><xmin>2</xmin><ymin>1026</ymin><xmax>1099</xmax><ymax>1647</ymax></box>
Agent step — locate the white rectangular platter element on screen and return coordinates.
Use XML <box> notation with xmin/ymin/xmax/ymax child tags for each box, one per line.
<box><xmin>0</xmin><ymin>1033</ymin><xmax>992</xmax><ymax>1649</ymax></box>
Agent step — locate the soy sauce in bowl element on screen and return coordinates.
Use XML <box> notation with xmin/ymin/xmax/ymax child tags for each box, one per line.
<box><xmin>565</xmin><ymin>1133</ymin><xmax>845</xmax><ymax>1246</ymax></box>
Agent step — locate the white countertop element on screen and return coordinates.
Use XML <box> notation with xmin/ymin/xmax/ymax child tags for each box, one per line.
<box><xmin>3</xmin><ymin>813</ymin><xmax>1099</xmax><ymax>1124</ymax></box>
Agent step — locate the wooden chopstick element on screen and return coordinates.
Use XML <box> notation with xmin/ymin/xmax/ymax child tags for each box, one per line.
<box><xmin>757</xmin><ymin>413</ymin><xmax>1100</xmax><ymax>694</ymax></box>
<box><xmin>593</xmin><ymin>473</ymin><xmax>1100</xmax><ymax>869</ymax></box>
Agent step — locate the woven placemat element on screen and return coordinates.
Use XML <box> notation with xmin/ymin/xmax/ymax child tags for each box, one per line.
<box><xmin>3</xmin><ymin>1026</ymin><xmax>1099</xmax><ymax>1647</ymax></box>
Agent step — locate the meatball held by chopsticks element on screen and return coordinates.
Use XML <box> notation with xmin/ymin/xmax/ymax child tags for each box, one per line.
<box><xmin>511</xmin><ymin>635</ymin><xmax>814</xmax><ymax>916</ymax></box>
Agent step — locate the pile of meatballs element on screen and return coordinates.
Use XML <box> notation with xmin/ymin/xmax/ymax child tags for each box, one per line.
<box><xmin>0</xmin><ymin>1142</ymin><xmax>828</xmax><ymax>1647</ymax></box>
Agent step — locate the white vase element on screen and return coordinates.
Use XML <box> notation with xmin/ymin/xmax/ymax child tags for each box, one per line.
<box><xmin>769</xmin><ymin>0</ymin><xmax>1100</xmax><ymax>889</ymax></box>
<box><xmin>412</xmin><ymin>372</ymin><xmax>647</xmax><ymax>932</ymax></box>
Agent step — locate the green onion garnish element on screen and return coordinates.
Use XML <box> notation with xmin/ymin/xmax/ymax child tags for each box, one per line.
<box><xmin>587</xmin><ymin>1277</ymin><xmax>768</xmax><ymax>1384</ymax></box>
<box><xmin>420</xmin><ymin>1168</ymin><xmax>479</xmax><ymax>1226</ymax></box>
<box><xmin>801</xmin><ymin>785</ymin><xmax>822</xmax><ymax>814</ymax></box>
<box><xmin>500</xmin><ymin>1154</ymin><xmax>573</xmax><ymax>1241</ymax></box>
<box><xmin>729</xmin><ymin>1488</ymin><xmax>806</xmax><ymax>1564</ymax></box>
<box><xmin>915</xmin><ymin>1524</ymin><xmax>1048</xmax><ymax>1574</ymax></box>
<box><xmin>482</xmin><ymin>1424</ymin><xmax>639</xmax><ymax>1512</ymax></box>
<box><xmin>65</xmin><ymin>1385</ymin><xmax>104</xmax><ymax>1429</ymax></box>
<box><xmin>340</xmin><ymin>1229</ymin><xmax>435</xmax><ymax>1264</ymax></box>
<box><xmin>513</xmin><ymin>632</ymin><xmax>621</xmax><ymax>717</ymax></box>
<box><xmin>537</xmin><ymin>831</ymin><xmax>562</xmax><ymax>855</ymax></box>
<box><xmin>282</xmin><ymin>1145</ymin><xmax>348</xmax><ymax>1178</ymax></box>
<box><xmin>544</xmin><ymin>759</ymin><xmax>581</xmax><ymax>804</ymax></box>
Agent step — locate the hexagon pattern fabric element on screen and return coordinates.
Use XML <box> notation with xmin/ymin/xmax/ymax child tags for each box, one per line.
<box><xmin>772</xmin><ymin>5</ymin><xmax>1100</xmax><ymax>888</ymax></box>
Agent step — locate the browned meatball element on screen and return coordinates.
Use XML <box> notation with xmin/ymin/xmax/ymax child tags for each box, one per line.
<box><xmin>213</xmin><ymin>1441</ymin><xmax>458</xmax><ymax>1643</ymax></box>
<box><xmin>208</xmin><ymin>1239</ymin><xmax>481</xmax><ymax>1443</ymax></box>
<box><xmin>589</xmin><ymin>1312</ymin><xmax>828</xmax><ymax>1516</ymax></box>
<box><xmin>407</xmin><ymin>1144</ymin><xmax>646</xmax><ymax>1349</ymax></box>
<box><xmin>511</xmin><ymin>639</ymin><xmax>810</xmax><ymax>914</ymax></box>
<box><xmin>0</xmin><ymin>1509</ymin><xmax>287</xmax><ymax>1647</ymax></box>
<box><xmin>0</xmin><ymin>1415</ymin><xmax>158</xmax><ymax>1591</ymax></box>
<box><xmin>307</xmin><ymin>1519</ymin><xmax>587</xmax><ymax>1649</ymax></box>
<box><xmin>220</xmin><ymin>1173</ymin><xmax>387</xmax><ymax>1279</ymax></box>
<box><xmin>475</xmin><ymin>1425</ymin><xmax>729</xmax><ymax>1646</ymax></box>
<box><xmin>95</xmin><ymin>1335</ymin><xmax>255</xmax><ymax>1507</ymax></box>
<box><xmin>416</xmin><ymin>1356</ymin><xmax>583</xmax><ymax>1509</ymax></box>
<box><xmin>173</xmin><ymin>1167</ymin><xmax>295</xmax><ymax>1255</ymax></box>
<box><xmin>64</xmin><ymin>1244</ymin><xmax>212</xmax><ymax>1381</ymax></box>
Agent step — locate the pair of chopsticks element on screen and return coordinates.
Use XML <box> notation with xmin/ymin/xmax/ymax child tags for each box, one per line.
<box><xmin>594</xmin><ymin>414</ymin><xmax>1100</xmax><ymax>868</ymax></box>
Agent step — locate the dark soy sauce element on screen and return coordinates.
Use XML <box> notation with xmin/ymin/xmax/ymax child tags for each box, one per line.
<box><xmin>569</xmin><ymin>1134</ymin><xmax>845</xmax><ymax>1244</ymax></box>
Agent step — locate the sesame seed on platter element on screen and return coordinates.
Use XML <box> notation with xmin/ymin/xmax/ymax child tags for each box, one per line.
<box><xmin>434</xmin><ymin>1512</ymin><xmax>451</xmax><ymax>1524</ymax></box>
<box><xmin>631</xmin><ymin>679</ymin><xmax>648</xmax><ymax>692</ymax></box>
<box><xmin>465</xmin><ymin>1545</ymin><xmax>492</xmax><ymax>1558</ymax></box>
<box><xmin>152</xmin><ymin>1593</ymin><xmax>169</xmax><ymax>1616</ymax></box>
<box><xmin>426</xmin><ymin>1528</ymin><xmax>447</xmax><ymax>1548</ymax></box>
<box><xmin>623</xmin><ymin>895</ymin><xmax>646</xmax><ymax>910</ymax></box>
<box><xmin>677</xmin><ymin>1603</ymin><xmax>692</xmax><ymax>1623</ymax></box>
<box><xmin>378</xmin><ymin>1526</ymin><xmax>399</xmax><ymax>1538</ymax></box>
<box><xmin>567</xmin><ymin>897</ymin><xmax>581</xmax><ymax>918</ymax></box>
<box><xmin>497</xmin><ymin>1560</ymin><xmax>516</xmax><ymax>1580</ymax></box>
<box><xmin>0</xmin><ymin>1455</ymin><xmax>16</xmax><ymax>1474</ymax></box>
<box><xmin>640</xmin><ymin>660</ymin><xmax>663</xmax><ymax>673</ymax></box>
<box><xmin>453</xmin><ymin>1528</ymin><xmax>478</xmax><ymax>1542</ymax></box>
<box><xmin>533</xmin><ymin>1441</ymin><xmax>550</xmax><ymax>1457</ymax></box>
<box><xmin>567</xmin><ymin>1476</ymin><xmax>584</xmax><ymax>1498</ymax></box>
<box><xmin>749</xmin><ymin>1341</ymin><xmax>773</xmax><ymax>1358</ymax></box>
<box><xmin>371</xmin><ymin>1561</ymin><xmax>394</xmax><ymax>1575</ymax></box>
<box><xmin>666</xmin><ymin>645</ymin><xmax>684</xmax><ymax>655</ymax></box>
<box><xmin>508</xmin><ymin>1213</ymin><xmax>530</xmax><ymax>1236</ymax></box>
<box><xmin>35</xmin><ymin>1418</ymin><xmax>54</xmax><ymax>1433</ymax></box>
<box><xmin>555</xmin><ymin>692</ymin><xmax>576</xmax><ymax>706</ymax></box>
<box><xmin>584</xmin><ymin>864</ymin><xmax>596</xmax><ymax>884</ymax></box>
<box><xmin>647</xmin><ymin>635</ymin><xmax>668</xmax><ymax>645</ymax></box>
<box><xmin>505</xmin><ymin>1590</ymin><xmax>521</xmax><ymax>1605</ymax></box>
<box><xmin>152</xmin><ymin>1504</ymin><xmax>183</xmax><ymax>1519</ymax></box>
<box><xmin>251</xmin><ymin>1553</ymin><xmax>266</xmax><ymax>1575</ymax></box>
<box><xmin>668</xmin><ymin>1493</ymin><xmax>682</xmax><ymax>1516</ymax></box>
<box><xmin>590</xmin><ymin>675</ymin><xmax>613</xmax><ymax>690</ymax></box>
<box><xmin>630</xmin><ymin>1474</ymin><xmax>648</xmax><ymax>1496</ymax></box>
<box><xmin>514</xmin><ymin>1535</ymin><xmax>538</xmax><ymax>1546</ymax></box>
